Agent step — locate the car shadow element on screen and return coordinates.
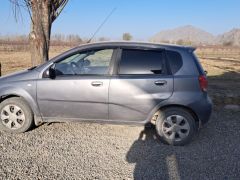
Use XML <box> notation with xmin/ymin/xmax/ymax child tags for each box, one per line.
<box><xmin>126</xmin><ymin>126</ymin><xmax>182</xmax><ymax>180</ymax></box>
<box><xmin>126</xmin><ymin>71</ymin><xmax>240</xmax><ymax>180</ymax></box>
<box><xmin>126</xmin><ymin>112</ymin><xmax>240</xmax><ymax>180</ymax></box>
<box><xmin>207</xmin><ymin>71</ymin><xmax>240</xmax><ymax>106</ymax></box>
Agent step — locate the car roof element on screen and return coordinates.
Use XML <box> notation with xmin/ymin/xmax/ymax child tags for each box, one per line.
<box><xmin>35</xmin><ymin>41</ymin><xmax>195</xmax><ymax>72</ymax></box>
<box><xmin>77</xmin><ymin>41</ymin><xmax>196</xmax><ymax>52</ymax></box>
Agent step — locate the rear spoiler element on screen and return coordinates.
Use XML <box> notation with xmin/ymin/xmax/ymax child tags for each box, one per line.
<box><xmin>186</xmin><ymin>46</ymin><xmax>197</xmax><ymax>52</ymax></box>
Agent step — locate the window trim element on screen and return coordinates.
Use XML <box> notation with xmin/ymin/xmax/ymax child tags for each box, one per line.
<box><xmin>42</xmin><ymin>47</ymin><xmax>117</xmax><ymax>78</ymax></box>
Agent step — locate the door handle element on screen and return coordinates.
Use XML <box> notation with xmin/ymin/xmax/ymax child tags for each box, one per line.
<box><xmin>154</xmin><ymin>80</ymin><xmax>167</xmax><ymax>86</ymax></box>
<box><xmin>91</xmin><ymin>81</ymin><xmax>103</xmax><ymax>87</ymax></box>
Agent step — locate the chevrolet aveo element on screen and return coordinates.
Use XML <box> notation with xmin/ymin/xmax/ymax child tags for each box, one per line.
<box><xmin>0</xmin><ymin>42</ymin><xmax>212</xmax><ymax>145</ymax></box>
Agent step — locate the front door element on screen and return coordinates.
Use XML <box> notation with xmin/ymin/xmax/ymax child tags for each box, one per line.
<box><xmin>37</xmin><ymin>48</ymin><xmax>115</xmax><ymax>121</ymax></box>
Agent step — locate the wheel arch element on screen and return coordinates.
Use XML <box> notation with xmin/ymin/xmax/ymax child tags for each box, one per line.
<box><xmin>0</xmin><ymin>87</ymin><xmax>43</xmax><ymax>126</ymax></box>
<box><xmin>148</xmin><ymin>103</ymin><xmax>200</xmax><ymax>128</ymax></box>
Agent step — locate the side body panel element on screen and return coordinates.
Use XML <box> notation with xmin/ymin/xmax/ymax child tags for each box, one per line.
<box><xmin>157</xmin><ymin>76</ymin><xmax>212</xmax><ymax>125</ymax></box>
<box><xmin>0</xmin><ymin>80</ymin><xmax>41</xmax><ymax>121</ymax></box>
<box><xmin>37</xmin><ymin>76</ymin><xmax>109</xmax><ymax>121</ymax></box>
<box><xmin>109</xmin><ymin>75</ymin><xmax>174</xmax><ymax>122</ymax></box>
<box><xmin>0</xmin><ymin>70</ymin><xmax>40</xmax><ymax>118</ymax></box>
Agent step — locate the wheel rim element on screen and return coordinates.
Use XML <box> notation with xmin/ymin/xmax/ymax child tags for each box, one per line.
<box><xmin>1</xmin><ymin>104</ymin><xmax>25</xmax><ymax>130</ymax></box>
<box><xmin>161</xmin><ymin>115</ymin><xmax>190</xmax><ymax>141</ymax></box>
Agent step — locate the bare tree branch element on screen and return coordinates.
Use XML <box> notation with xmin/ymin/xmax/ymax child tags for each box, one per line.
<box><xmin>51</xmin><ymin>0</ymin><xmax>69</xmax><ymax>22</ymax></box>
<box><xmin>9</xmin><ymin>0</ymin><xmax>27</xmax><ymax>22</ymax></box>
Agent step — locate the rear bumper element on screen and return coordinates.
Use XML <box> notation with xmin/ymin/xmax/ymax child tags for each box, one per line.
<box><xmin>191</xmin><ymin>94</ymin><xmax>213</xmax><ymax>126</ymax></box>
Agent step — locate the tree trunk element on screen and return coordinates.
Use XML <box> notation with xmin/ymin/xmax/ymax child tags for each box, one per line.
<box><xmin>29</xmin><ymin>0</ymin><xmax>51</xmax><ymax>66</ymax></box>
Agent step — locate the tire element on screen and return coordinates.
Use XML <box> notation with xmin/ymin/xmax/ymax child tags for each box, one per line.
<box><xmin>0</xmin><ymin>97</ymin><xmax>34</xmax><ymax>133</ymax></box>
<box><xmin>155</xmin><ymin>107</ymin><xmax>197</xmax><ymax>146</ymax></box>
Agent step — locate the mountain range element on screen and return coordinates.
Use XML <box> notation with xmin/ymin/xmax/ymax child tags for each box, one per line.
<box><xmin>150</xmin><ymin>25</ymin><xmax>240</xmax><ymax>46</ymax></box>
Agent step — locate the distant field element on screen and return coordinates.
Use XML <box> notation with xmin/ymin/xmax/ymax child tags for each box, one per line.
<box><xmin>0</xmin><ymin>45</ymin><xmax>239</xmax><ymax>106</ymax></box>
<box><xmin>195</xmin><ymin>47</ymin><xmax>240</xmax><ymax>105</ymax></box>
<box><xmin>0</xmin><ymin>46</ymin><xmax>69</xmax><ymax>75</ymax></box>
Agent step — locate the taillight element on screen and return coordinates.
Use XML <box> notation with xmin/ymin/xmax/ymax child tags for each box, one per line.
<box><xmin>199</xmin><ymin>75</ymin><xmax>208</xmax><ymax>91</ymax></box>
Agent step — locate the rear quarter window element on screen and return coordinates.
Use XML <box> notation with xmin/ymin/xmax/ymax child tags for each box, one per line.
<box><xmin>166</xmin><ymin>50</ymin><xmax>183</xmax><ymax>74</ymax></box>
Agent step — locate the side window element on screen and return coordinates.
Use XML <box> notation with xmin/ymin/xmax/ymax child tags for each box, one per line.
<box><xmin>55</xmin><ymin>49</ymin><xmax>114</xmax><ymax>76</ymax></box>
<box><xmin>166</xmin><ymin>50</ymin><xmax>183</xmax><ymax>74</ymax></box>
<box><xmin>119</xmin><ymin>49</ymin><xmax>164</xmax><ymax>75</ymax></box>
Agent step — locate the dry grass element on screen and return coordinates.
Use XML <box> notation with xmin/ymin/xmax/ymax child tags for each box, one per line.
<box><xmin>0</xmin><ymin>46</ymin><xmax>69</xmax><ymax>75</ymax></box>
<box><xmin>196</xmin><ymin>47</ymin><xmax>240</xmax><ymax>78</ymax></box>
<box><xmin>0</xmin><ymin>46</ymin><xmax>239</xmax><ymax>105</ymax></box>
<box><xmin>196</xmin><ymin>47</ymin><xmax>240</xmax><ymax>105</ymax></box>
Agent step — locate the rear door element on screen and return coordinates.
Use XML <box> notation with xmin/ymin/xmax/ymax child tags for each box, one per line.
<box><xmin>109</xmin><ymin>48</ymin><xmax>173</xmax><ymax>122</ymax></box>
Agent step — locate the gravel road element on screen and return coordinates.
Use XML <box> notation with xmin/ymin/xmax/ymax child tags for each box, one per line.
<box><xmin>0</xmin><ymin>108</ymin><xmax>239</xmax><ymax>180</ymax></box>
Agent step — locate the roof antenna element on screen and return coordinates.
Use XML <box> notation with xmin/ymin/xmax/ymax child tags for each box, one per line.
<box><xmin>87</xmin><ymin>7</ymin><xmax>117</xmax><ymax>43</ymax></box>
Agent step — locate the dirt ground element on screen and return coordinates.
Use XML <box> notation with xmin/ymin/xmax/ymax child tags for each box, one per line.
<box><xmin>0</xmin><ymin>108</ymin><xmax>239</xmax><ymax>179</ymax></box>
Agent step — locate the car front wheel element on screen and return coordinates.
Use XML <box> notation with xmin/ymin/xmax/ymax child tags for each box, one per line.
<box><xmin>156</xmin><ymin>107</ymin><xmax>197</xmax><ymax>146</ymax></box>
<box><xmin>0</xmin><ymin>97</ymin><xmax>34</xmax><ymax>133</ymax></box>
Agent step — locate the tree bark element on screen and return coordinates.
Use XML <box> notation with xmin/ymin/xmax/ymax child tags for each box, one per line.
<box><xmin>29</xmin><ymin>0</ymin><xmax>51</xmax><ymax>66</ymax></box>
<box><xmin>10</xmin><ymin>0</ymin><xmax>68</xmax><ymax>66</ymax></box>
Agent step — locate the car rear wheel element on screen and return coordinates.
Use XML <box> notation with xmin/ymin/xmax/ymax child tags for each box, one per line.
<box><xmin>156</xmin><ymin>107</ymin><xmax>197</xmax><ymax>146</ymax></box>
<box><xmin>0</xmin><ymin>97</ymin><xmax>34</xmax><ymax>133</ymax></box>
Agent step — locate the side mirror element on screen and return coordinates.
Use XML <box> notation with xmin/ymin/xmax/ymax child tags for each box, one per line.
<box><xmin>49</xmin><ymin>64</ymin><xmax>56</xmax><ymax>79</ymax></box>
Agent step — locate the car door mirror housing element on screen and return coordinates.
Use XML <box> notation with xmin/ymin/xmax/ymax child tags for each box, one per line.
<box><xmin>48</xmin><ymin>64</ymin><xmax>56</xmax><ymax>79</ymax></box>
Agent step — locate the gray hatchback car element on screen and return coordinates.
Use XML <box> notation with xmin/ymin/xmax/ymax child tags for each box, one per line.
<box><xmin>0</xmin><ymin>42</ymin><xmax>212</xmax><ymax>145</ymax></box>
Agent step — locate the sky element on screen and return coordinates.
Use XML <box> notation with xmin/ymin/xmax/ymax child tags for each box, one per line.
<box><xmin>0</xmin><ymin>0</ymin><xmax>240</xmax><ymax>40</ymax></box>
